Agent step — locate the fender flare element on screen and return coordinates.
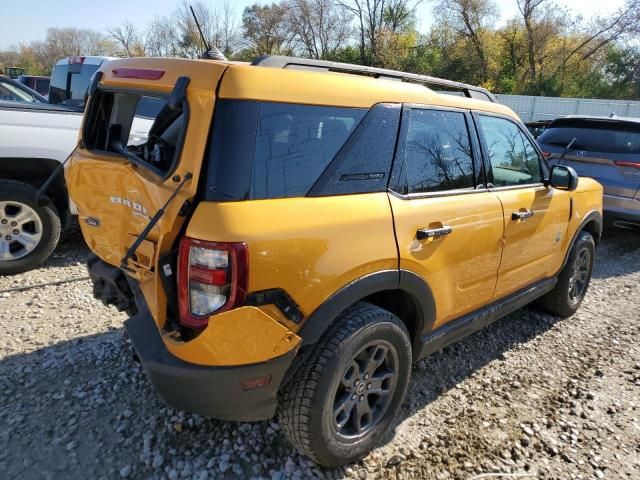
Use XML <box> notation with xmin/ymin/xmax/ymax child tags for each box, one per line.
<box><xmin>298</xmin><ymin>269</ymin><xmax>436</xmax><ymax>350</ymax></box>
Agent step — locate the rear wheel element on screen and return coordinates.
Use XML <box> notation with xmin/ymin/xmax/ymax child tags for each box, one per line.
<box><xmin>279</xmin><ymin>302</ymin><xmax>412</xmax><ymax>467</ymax></box>
<box><xmin>537</xmin><ymin>230</ymin><xmax>595</xmax><ymax>317</ymax></box>
<box><xmin>0</xmin><ymin>180</ymin><xmax>61</xmax><ymax>275</ymax></box>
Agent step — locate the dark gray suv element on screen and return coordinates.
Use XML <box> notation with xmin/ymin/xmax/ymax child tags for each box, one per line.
<box><xmin>538</xmin><ymin>116</ymin><xmax>640</xmax><ymax>230</ymax></box>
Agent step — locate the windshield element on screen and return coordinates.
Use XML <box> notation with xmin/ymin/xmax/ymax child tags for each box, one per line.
<box><xmin>539</xmin><ymin>120</ymin><xmax>640</xmax><ymax>154</ymax></box>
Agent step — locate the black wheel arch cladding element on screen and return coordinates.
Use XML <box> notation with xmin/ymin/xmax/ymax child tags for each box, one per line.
<box><xmin>298</xmin><ymin>269</ymin><xmax>436</xmax><ymax>359</ymax></box>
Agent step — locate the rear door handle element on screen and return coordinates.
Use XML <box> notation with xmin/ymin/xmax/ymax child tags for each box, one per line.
<box><xmin>512</xmin><ymin>209</ymin><xmax>534</xmax><ymax>221</ymax></box>
<box><xmin>417</xmin><ymin>225</ymin><xmax>452</xmax><ymax>240</ymax></box>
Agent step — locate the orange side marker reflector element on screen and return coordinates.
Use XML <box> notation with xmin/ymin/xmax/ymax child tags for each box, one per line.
<box><xmin>241</xmin><ymin>375</ymin><xmax>272</xmax><ymax>391</ymax></box>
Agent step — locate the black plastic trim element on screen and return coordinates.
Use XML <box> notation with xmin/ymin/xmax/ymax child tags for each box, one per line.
<box><xmin>418</xmin><ymin>277</ymin><xmax>557</xmax><ymax>358</ymax></box>
<box><xmin>87</xmin><ymin>254</ymin><xmax>137</xmax><ymax>314</ymax></box>
<box><xmin>245</xmin><ymin>289</ymin><xmax>304</xmax><ymax>323</ymax></box>
<box><xmin>298</xmin><ymin>269</ymin><xmax>437</xmax><ymax>358</ymax></box>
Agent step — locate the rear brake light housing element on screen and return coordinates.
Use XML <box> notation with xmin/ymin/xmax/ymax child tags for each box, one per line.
<box><xmin>614</xmin><ymin>160</ymin><xmax>640</xmax><ymax>170</ymax></box>
<box><xmin>69</xmin><ymin>56</ymin><xmax>85</xmax><ymax>65</ymax></box>
<box><xmin>112</xmin><ymin>68</ymin><xmax>165</xmax><ymax>80</ymax></box>
<box><xmin>178</xmin><ymin>238</ymin><xmax>248</xmax><ymax>329</ymax></box>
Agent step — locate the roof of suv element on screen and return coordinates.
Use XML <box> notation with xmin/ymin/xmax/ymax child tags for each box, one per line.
<box><xmin>98</xmin><ymin>56</ymin><xmax>518</xmax><ymax>121</ymax></box>
<box><xmin>221</xmin><ymin>61</ymin><xmax>515</xmax><ymax>116</ymax></box>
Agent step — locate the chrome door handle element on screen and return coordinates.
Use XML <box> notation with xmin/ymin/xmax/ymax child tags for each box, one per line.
<box><xmin>512</xmin><ymin>209</ymin><xmax>534</xmax><ymax>221</ymax></box>
<box><xmin>417</xmin><ymin>225</ymin><xmax>452</xmax><ymax>240</ymax></box>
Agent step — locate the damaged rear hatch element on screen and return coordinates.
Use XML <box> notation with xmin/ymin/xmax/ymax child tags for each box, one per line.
<box><xmin>66</xmin><ymin>58</ymin><xmax>227</xmax><ymax>285</ymax></box>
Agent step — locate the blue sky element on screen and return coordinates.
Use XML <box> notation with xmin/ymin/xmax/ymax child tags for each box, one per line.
<box><xmin>0</xmin><ymin>0</ymin><xmax>625</xmax><ymax>49</ymax></box>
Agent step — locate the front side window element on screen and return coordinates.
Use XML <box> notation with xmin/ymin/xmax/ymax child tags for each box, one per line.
<box><xmin>397</xmin><ymin>108</ymin><xmax>475</xmax><ymax>194</ymax></box>
<box><xmin>251</xmin><ymin>103</ymin><xmax>366</xmax><ymax>199</ymax></box>
<box><xmin>478</xmin><ymin>115</ymin><xmax>542</xmax><ymax>187</ymax></box>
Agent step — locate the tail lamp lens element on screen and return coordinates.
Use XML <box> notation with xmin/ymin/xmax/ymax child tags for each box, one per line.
<box><xmin>614</xmin><ymin>160</ymin><xmax>640</xmax><ymax>170</ymax></box>
<box><xmin>178</xmin><ymin>238</ymin><xmax>248</xmax><ymax>329</ymax></box>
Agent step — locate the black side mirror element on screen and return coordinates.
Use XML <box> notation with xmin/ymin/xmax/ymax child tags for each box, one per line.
<box><xmin>550</xmin><ymin>165</ymin><xmax>579</xmax><ymax>191</ymax></box>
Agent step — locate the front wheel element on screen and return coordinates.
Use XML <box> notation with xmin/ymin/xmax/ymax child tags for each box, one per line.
<box><xmin>278</xmin><ymin>302</ymin><xmax>412</xmax><ymax>467</ymax></box>
<box><xmin>0</xmin><ymin>180</ymin><xmax>61</xmax><ymax>275</ymax></box>
<box><xmin>537</xmin><ymin>230</ymin><xmax>595</xmax><ymax>317</ymax></box>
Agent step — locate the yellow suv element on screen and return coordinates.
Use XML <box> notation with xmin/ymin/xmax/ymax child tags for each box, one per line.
<box><xmin>66</xmin><ymin>56</ymin><xmax>603</xmax><ymax>467</ymax></box>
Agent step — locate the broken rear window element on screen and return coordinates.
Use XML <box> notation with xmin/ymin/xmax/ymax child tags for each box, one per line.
<box><xmin>83</xmin><ymin>90</ymin><xmax>186</xmax><ymax>178</ymax></box>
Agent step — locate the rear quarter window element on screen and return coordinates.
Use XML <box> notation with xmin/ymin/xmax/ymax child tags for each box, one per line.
<box><xmin>205</xmin><ymin>101</ymin><xmax>368</xmax><ymax>201</ymax></box>
<box><xmin>251</xmin><ymin>103</ymin><xmax>365</xmax><ymax>199</ymax></box>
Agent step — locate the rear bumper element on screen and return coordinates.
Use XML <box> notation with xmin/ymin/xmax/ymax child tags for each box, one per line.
<box><xmin>87</xmin><ymin>254</ymin><xmax>296</xmax><ymax>422</ymax></box>
<box><xmin>125</xmin><ymin>304</ymin><xmax>296</xmax><ymax>422</ymax></box>
<box><xmin>603</xmin><ymin>193</ymin><xmax>640</xmax><ymax>223</ymax></box>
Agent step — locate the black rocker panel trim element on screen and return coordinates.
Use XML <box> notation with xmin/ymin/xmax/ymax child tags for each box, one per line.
<box><xmin>417</xmin><ymin>277</ymin><xmax>557</xmax><ymax>359</ymax></box>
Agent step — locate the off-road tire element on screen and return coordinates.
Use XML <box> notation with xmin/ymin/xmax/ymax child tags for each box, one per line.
<box><xmin>0</xmin><ymin>180</ymin><xmax>61</xmax><ymax>275</ymax></box>
<box><xmin>278</xmin><ymin>302</ymin><xmax>412</xmax><ymax>467</ymax></box>
<box><xmin>537</xmin><ymin>230</ymin><xmax>595</xmax><ymax>317</ymax></box>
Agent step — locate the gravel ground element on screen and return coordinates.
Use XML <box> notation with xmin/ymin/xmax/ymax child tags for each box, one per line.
<box><xmin>1</xmin><ymin>226</ymin><xmax>638</xmax><ymax>480</ymax></box>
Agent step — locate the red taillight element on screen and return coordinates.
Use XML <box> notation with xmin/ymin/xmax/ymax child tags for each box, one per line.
<box><xmin>542</xmin><ymin>152</ymin><xmax>551</xmax><ymax>158</ymax></box>
<box><xmin>177</xmin><ymin>238</ymin><xmax>248</xmax><ymax>329</ymax></box>
<box><xmin>614</xmin><ymin>161</ymin><xmax>640</xmax><ymax>170</ymax></box>
<box><xmin>112</xmin><ymin>68</ymin><xmax>165</xmax><ymax>80</ymax></box>
<box><xmin>69</xmin><ymin>56</ymin><xmax>85</xmax><ymax>65</ymax></box>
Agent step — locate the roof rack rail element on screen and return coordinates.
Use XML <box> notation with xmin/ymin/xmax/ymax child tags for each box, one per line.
<box><xmin>251</xmin><ymin>55</ymin><xmax>496</xmax><ymax>103</ymax></box>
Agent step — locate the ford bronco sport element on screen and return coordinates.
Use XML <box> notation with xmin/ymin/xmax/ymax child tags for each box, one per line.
<box><xmin>65</xmin><ymin>56</ymin><xmax>603</xmax><ymax>467</ymax></box>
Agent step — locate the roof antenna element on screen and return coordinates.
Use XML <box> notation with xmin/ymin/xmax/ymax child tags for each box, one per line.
<box><xmin>189</xmin><ymin>5</ymin><xmax>227</xmax><ymax>61</ymax></box>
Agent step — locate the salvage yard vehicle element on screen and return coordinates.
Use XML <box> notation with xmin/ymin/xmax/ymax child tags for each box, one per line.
<box><xmin>0</xmin><ymin>73</ymin><xmax>159</xmax><ymax>274</ymax></box>
<box><xmin>538</xmin><ymin>115</ymin><xmax>640</xmax><ymax>231</ymax></box>
<box><xmin>0</xmin><ymin>100</ymin><xmax>79</xmax><ymax>273</ymax></box>
<box><xmin>66</xmin><ymin>55</ymin><xmax>603</xmax><ymax>467</ymax></box>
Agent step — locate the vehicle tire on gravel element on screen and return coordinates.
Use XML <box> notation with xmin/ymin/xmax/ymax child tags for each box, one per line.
<box><xmin>278</xmin><ymin>302</ymin><xmax>412</xmax><ymax>467</ymax></box>
<box><xmin>0</xmin><ymin>180</ymin><xmax>61</xmax><ymax>275</ymax></box>
<box><xmin>537</xmin><ymin>230</ymin><xmax>596</xmax><ymax>317</ymax></box>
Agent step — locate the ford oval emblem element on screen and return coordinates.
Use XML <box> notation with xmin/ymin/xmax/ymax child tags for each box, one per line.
<box><xmin>577</xmin><ymin>150</ymin><xmax>586</xmax><ymax>157</ymax></box>
<box><xmin>85</xmin><ymin>216</ymin><xmax>101</xmax><ymax>227</ymax></box>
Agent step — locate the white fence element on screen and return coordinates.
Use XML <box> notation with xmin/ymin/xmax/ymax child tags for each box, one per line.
<box><xmin>495</xmin><ymin>94</ymin><xmax>640</xmax><ymax>122</ymax></box>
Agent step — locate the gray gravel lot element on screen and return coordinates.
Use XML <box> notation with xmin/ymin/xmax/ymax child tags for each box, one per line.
<box><xmin>0</xmin><ymin>226</ymin><xmax>638</xmax><ymax>480</ymax></box>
